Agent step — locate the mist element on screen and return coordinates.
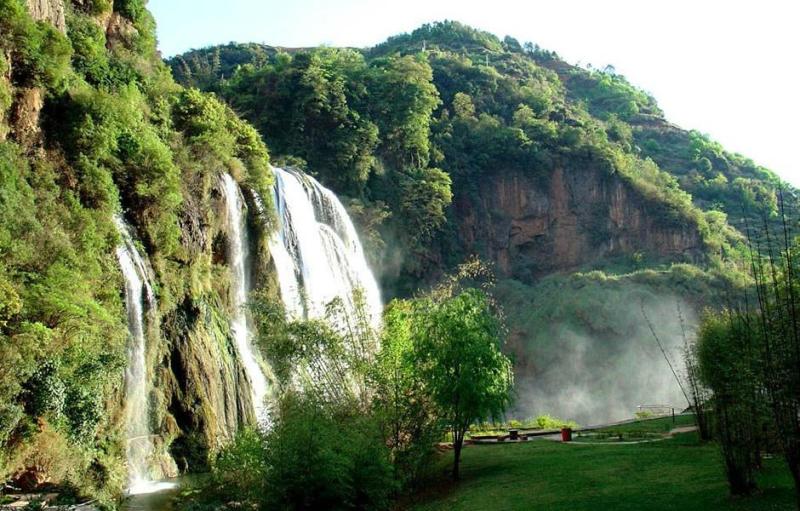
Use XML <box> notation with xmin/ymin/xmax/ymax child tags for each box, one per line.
<box><xmin>498</xmin><ymin>277</ymin><xmax>696</xmax><ymax>427</ymax></box>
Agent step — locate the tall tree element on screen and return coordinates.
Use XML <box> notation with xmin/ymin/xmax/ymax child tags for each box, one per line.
<box><xmin>697</xmin><ymin>311</ymin><xmax>763</xmax><ymax>496</ymax></box>
<box><xmin>412</xmin><ymin>288</ymin><xmax>513</xmax><ymax>480</ymax></box>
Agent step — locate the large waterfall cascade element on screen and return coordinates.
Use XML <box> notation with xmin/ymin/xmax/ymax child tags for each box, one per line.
<box><xmin>268</xmin><ymin>167</ymin><xmax>383</xmax><ymax>328</ymax></box>
<box><xmin>220</xmin><ymin>174</ymin><xmax>270</xmax><ymax>425</ymax></box>
<box><xmin>115</xmin><ymin>216</ymin><xmax>176</xmax><ymax>495</ymax></box>
<box><xmin>114</xmin><ymin>168</ymin><xmax>383</xmax><ymax>492</ymax></box>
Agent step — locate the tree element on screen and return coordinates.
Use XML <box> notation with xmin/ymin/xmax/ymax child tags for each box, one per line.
<box><xmin>511</xmin><ymin>104</ymin><xmax>535</xmax><ymax>128</ymax></box>
<box><xmin>397</xmin><ymin>167</ymin><xmax>453</xmax><ymax>248</ymax></box>
<box><xmin>678</xmin><ymin>303</ymin><xmax>711</xmax><ymax>441</ymax></box>
<box><xmin>364</xmin><ymin>54</ymin><xmax>440</xmax><ymax>169</ymax></box>
<box><xmin>452</xmin><ymin>92</ymin><xmax>476</xmax><ymax>119</ymax></box>
<box><xmin>502</xmin><ymin>36</ymin><xmax>522</xmax><ymax>53</ymax></box>
<box><xmin>412</xmin><ymin>288</ymin><xmax>513</xmax><ymax>480</ymax></box>
<box><xmin>697</xmin><ymin>311</ymin><xmax>763</xmax><ymax>496</ymax></box>
<box><xmin>372</xmin><ymin>300</ymin><xmax>440</xmax><ymax>489</ymax></box>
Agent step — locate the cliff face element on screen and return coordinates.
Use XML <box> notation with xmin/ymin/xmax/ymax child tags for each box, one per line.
<box><xmin>151</xmin><ymin>180</ymin><xmax>266</xmax><ymax>473</ymax></box>
<box><xmin>0</xmin><ymin>0</ymin><xmax>280</xmax><ymax>495</ymax></box>
<box><xmin>7</xmin><ymin>1</ymin><xmax>64</xmax><ymax>147</ymax></box>
<box><xmin>25</xmin><ymin>0</ymin><xmax>65</xmax><ymax>31</ymax></box>
<box><xmin>454</xmin><ymin>165</ymin><xmax>704</xmax><ymax>281</ymax></box>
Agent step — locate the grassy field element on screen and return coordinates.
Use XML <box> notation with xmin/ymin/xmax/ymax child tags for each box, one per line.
<box><xmin>410</xmin><ymin>432</ymin><xmax>795</xmax><ymax>511</ymax></box>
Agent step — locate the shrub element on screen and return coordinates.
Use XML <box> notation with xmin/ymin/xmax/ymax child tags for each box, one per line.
<box><xmin>66</xmin><ymin>13</ymin><xmax>111</xmax><ymax>86</ymax></box>
<box><xmin>0</xmin><ymin>0</ymin><xmax>72</xmax><ymax>89</ymax></box>
<box><xmin>85</xmin><ymin>0</ymin><xmax>112</xmax><ymax>15</ymax></box>
<box><xmin>113</xmin><ymin>0</ymin><xmax>146</xmax><ymax>23</ymax></box>
<box><xmin>697</xmin><ymin>312</ymin><xmax>762</xmax><ymax>495</ymax></box>
<box><xmin>263</xmin><ymin>395</ymin><xmax>394</xmax><ymax>510</ymax></box>
<box><xmin>535</xmin><ymin>414</ymin><xmax>578</xmax><ymax>430</ymax></box>
<box><xmin>194</xmin><ymin>394</ymin><xmax>395</xmax><ymax>511</ymax></box>
<box><xmin>210</xmin><ymin>428</ymin><xmax>268</xmax><ymax>503</ymax></box>
<box><xmin>23</xmin><ymin>360</ymin><xmax>66</xmax><ymax>419</ymax></box>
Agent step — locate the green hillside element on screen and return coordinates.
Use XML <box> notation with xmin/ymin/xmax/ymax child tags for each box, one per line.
<box><xmin>1</xmin><ymin>0</ymin><xmax>277</xmax><ymax>503</ymax></box>
<box><xmin>169</xmin><ymin>21</ymin><xmax>792</xmax><ymax>293</ymax></box>
<box><xmin>3</xmin><ymin>4</ymin><xmax>797</xmax><ymax>506</ymax></box>
<box><xmin>165</xmin><ymin>21</ymin><xmax>799</xmax><ymax>428</ymax></box>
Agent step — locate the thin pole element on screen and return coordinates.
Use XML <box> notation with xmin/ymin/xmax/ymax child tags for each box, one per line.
<box><xmin>640</xmin><ymin>301</ymin><xmax>692</xmax><ymax>409</ymax></box>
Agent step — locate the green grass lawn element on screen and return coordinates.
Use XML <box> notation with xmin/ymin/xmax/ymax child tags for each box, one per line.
<box><xmin>410</xmin><ymin>433</ymin><xmax>795</xmax><ymax>511</ymax></box>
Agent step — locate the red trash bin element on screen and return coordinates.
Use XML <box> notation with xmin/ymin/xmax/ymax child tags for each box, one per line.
<box><xmin>561</xmin><ymin>427</ymin><xmax>572</xmax><ymax>442</ymax></box>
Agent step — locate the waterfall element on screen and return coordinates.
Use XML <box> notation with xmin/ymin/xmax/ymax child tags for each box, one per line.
<box><xmin>268</xmin><ymin>167</ymin><xmax>382</xmax><ymax>328</ymax></box>
<box><xmin>115</xmin><ymin>216</ymin><xmax>175</xmax><ymax>495</ymax></box>
<box><xmin>219</xmin><ymin>173</ymin><xmax>270</xmax><ymax>425</ymax></box>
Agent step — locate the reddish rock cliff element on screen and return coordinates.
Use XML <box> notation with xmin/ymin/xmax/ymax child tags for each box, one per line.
<box><xmin>453</xmin><ymin>165</ymin><xmax>703</xmax><ymax>282</ymax></box>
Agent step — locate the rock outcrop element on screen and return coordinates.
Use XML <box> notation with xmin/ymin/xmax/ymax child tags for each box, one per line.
<box><xmin>454</xmin><ymin>165</ymin><xmax>703</xmax><ymax>282</ymax></box>
<box><xmin>25</xmin><ymin>0</ymin><xmax>65</xmax><ymax>32</ymax></box>
<box><xmin>105</xmin><ymin>12</ymin><xmax>138</xmax><ymax>47</ymax></box>
<box><xmin>9</xmin><ymin>87</ymin><xmax>43</xmax><ymax>148</ymax></box>
<box><xmin>148</xmin><ymin>177</ymin><xmax>274</xmax><ymax>470</ymax></box>
<box><xmin>6</xmin><ymin>1</ymin><xmax>66</xmax><ymax>149</ymax></box>
<box><xmin>160</xmin><ymin>296</ymin><xmax>254</xmax><ymax>469</ymax></box>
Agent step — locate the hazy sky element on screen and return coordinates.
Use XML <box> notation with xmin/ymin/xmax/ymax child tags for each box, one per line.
<box><xmin>150</xmin><ymin>0</ymin><xmax>799</xmax><ymax>185</ymax></box>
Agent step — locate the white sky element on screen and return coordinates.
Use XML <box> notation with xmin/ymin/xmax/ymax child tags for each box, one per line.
<box><xmin>150</xmin><ymin>0</ymin><xmax>800</xmax><ymax>185</ymax></box>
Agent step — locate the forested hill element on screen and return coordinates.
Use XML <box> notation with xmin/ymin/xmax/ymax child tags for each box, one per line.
<box><xmin>169</xmin><ymin>21</ymin><xmax>796</xmax><ymax>290</ymax></box>
<box><xmin>0</xmin><ymin>3</ymin><xmax>793</xmax><ymax>501</ymax></box>
<box><xmin>168</xmin><ymin>23</ymin><xmax>800</xmax><ymax>426</ymax></box>
<box><xmin>375</xmin><ymin>24</ymin><xmax>798</xmax><ymax>233</ymax></box>
<box><xmin>1</xmin><ymin>0</ymin><xmax>279</xmax><ymax>501</ymax></box>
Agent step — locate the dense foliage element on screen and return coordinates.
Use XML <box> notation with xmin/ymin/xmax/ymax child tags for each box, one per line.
<box><xmin>168</xmin><ymin>20</ymin><xmax>791</xmax><ymax>294</ymax></box>
<box><xmin>193</xmin><ymin>263</ymin><xmax>512</xmax><ymax>508</ymax></box>
<box><xmin>696</xmin><ymin>213</ymin><xmax>800</xmax><ymax>503</ymax></box>
<box><xmin>198</xmin><ymin>396</ymin><xmax>395</xmax><ymax>511</ymax></box>
<box><xmin>1</xmin><ymin>0</ymin><xmax>275</xmax><ymax>504</ymax></box>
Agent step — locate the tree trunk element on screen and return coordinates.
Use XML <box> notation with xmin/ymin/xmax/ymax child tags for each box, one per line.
<box><xmin>696</xmin><ymin>407</ymin><xmax>712</xmax><ymax>441</ymax></box>
<box><xmin>786</xmin><ymin>452</ymin><xmax>800</xmax><ymax>510</ymax></box>
<box><xmin>452</xmin><ymin>432</ymin><xmax>463</xmax><ymax>481</ymax></box>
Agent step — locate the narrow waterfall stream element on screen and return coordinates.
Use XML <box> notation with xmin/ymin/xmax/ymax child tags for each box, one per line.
<box><xmin>268</xmin><ymin>167</ymin><xmax>383</xmax><ymax>327</ymax></box>
<box><xmin>219</xmin><ymin>174</ymin><xmax>270</xmax><ymax>425</ymax></box>
<box><xmin>115</xmin><ymin>217</ymin><xmax>176</xmax><ymax>495</ymax></box>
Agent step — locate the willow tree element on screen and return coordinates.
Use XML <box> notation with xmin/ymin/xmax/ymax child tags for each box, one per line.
<box><xmin>412</xmin><ymin>288</ymin><xmax>513</xmax><ymax>480</ymax></box>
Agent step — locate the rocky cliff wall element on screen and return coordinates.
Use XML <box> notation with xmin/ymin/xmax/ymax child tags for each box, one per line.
<box><xmin>150</xmin><ymin>175</ymin><xmax>277</xmax><ymax>471</ymax></box>
<box><xmin>25</xmin><ymin>0</ymin><xmax>65</xmax><ymax>31</ymax></box>
<box><xmin>453</xmin><ymin>165</ymin><xmax>704</xmax><ymax>282</ymax></box>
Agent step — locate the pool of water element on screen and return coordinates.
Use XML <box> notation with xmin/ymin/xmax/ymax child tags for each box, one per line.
<box><xmin>121</xmin><ymin>480</ymin><xmax>181</xmax><ymax>511</ymax></box>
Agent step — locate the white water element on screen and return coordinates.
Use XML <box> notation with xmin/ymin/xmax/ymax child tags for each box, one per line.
<box><xmin>269</xmin><ymin>167</ymin><xmax>382</xmax><ymax>328</ymax></box>
<box><xmin>220</xmin><ymin>174</ymin><xmax>270</xmax><ymax>425</ymax></box>
<box><xmin>115</xmin><ymin>217</ymin><xmax>176</xmax><ymax>496</ymax></box>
